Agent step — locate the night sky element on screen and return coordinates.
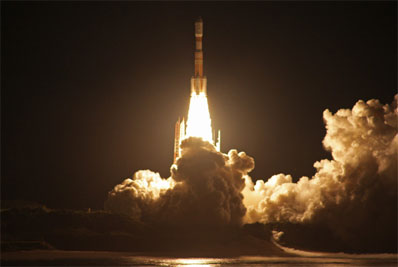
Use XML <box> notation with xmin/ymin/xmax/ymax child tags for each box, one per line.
<box><xmin>2</xmin><ymin>2</ymin><xmax>396</xmax><ymax>209</ymax></box>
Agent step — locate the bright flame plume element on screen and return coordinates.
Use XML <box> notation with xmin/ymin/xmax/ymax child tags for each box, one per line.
<box><xmin>186</xmin><ymin>92</ymin><xmax>214</xmax><ymax>143</ymax></box>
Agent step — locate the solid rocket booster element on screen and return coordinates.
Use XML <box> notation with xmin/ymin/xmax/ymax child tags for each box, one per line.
<box><xmin>191</xmin><ymin>17</ymin><xmax>207</xmax><ymax>95</ymax></box>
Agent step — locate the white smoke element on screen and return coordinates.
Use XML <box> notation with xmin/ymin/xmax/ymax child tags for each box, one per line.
<box><xmin>242</xmin><ymin>95</ymin><xmax>397</xmax><ymax>249</ymax></box>
<box><xmin>104</xmin><ymin>170</ymin><xmax>176</xmax><ymax>221</ymax></box>
<box><xmin>105</xmin><ymin>95</ymin><xmax>397</xmax><ymax>250</ymax></box>
<box><xmin>243</xmin><ymin>96</ymin><xmax>397</xmax><ymax>224</ymax></box>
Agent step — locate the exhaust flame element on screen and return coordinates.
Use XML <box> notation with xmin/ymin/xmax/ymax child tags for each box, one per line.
<box><xmin>186</xmin><ymin>92</ymin><xmax>213</xmax><ymax>143</ymax></box>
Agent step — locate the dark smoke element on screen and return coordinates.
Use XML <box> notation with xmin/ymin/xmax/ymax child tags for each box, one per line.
<box><xmin>105</xmin><ymin>137</ymin><xmax>254</xmax><ymax>226</ymax></box>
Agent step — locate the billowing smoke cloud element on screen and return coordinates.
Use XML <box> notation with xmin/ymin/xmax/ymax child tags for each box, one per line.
<box><xmin>105</xmin><ymin>137</ymin><xmax>254</xmax><ymax>226</ymax></box>
<box><xmin>243</xmin><ymin>95</ymin><xmax>397</xmax><ymax>250</ymax></box>
<box><xmin>105</xmin><ymin>95</ymin><xmax>397</xmax><ymax>251</ymax></box>
<box><xmin>104</xmin><ymin>170</ymin><xmax>176</xmax><ymax>222</ymax></box>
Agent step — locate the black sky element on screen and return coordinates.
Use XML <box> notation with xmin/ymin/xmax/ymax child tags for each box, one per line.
<box><xmin>2</xmin><ymin>2</ymin><xmax>396</xmax><ymax>209</ymax></box>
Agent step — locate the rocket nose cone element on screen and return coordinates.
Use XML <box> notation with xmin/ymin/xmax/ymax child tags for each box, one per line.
<box><xmin>196</xmin><ymin>16</ymin><xmax>203</xmax><ymax>22</ymax></box>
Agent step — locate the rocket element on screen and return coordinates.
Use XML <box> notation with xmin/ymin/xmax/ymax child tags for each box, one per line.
<box><xmin>191</xmin><ymin>17</ymin><xmax>207</xmax><ymax>95</ymax></box>
<box><xmin>173</xmin><ymin>18</ymin><xmax>220</xmax><ymax>164</ymax></box>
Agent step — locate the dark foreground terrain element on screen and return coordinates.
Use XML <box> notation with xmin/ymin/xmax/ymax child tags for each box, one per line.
<box><xmin>1</xmin><ymin>206</ymin><xmax>288</xmax><ymax>258</ymax></box>
<box><xmin>2</xmin><ymin>205</ymin><xmax>396</xmax><ymax>263</ymax></box>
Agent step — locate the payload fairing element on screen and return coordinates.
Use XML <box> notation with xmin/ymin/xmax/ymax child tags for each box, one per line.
<box><xmin>173</xmin><ymin>18</ymin><xmax>221</xmax><ymax>163</ymax></box>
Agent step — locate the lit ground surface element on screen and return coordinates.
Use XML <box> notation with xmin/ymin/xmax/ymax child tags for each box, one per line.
<box><xmin>2</xmin><ymin>250</ymin><xmax>397</xmax><ymax>266</ymax></box>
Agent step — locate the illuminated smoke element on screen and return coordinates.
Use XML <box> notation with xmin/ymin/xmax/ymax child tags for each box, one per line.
<box><xmin>243</xmin><ymin>95</ymin><xmax>397</xmax><ymax>248</ymax></box>
<box><xmin>104</xmin><ymin>170</ymin><xmax>176</xmax><ymax>221</ymax></box>
<box><xmin>106</xmin><ymin>95</ymin><xmax>397</xmax><ymax>249</ymax></box>
<box><xmin>105</xmin><ymin>137</ymin><xmax>254</xmax><ymax>226</ymax></box>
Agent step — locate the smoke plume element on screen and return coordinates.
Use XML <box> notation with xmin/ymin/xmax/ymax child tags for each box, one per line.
<box><xmin>105</xmin><ymin>95</ymin><xmax>397</xmax><ymax>251</ymax></box>
<box><xmin>243</xmin><ymin>95</ymin><xmax>397</xmax><ymax>250</ymax></box>
<box><xmin>105</xmin><ymin>137</ymin><xmax>254</xmax><ymax>226</ymax></box>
